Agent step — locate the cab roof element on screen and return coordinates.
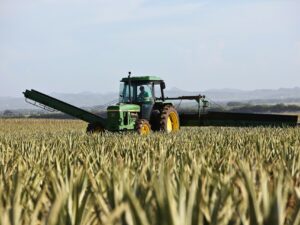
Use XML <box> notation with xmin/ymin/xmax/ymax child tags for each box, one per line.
<box><xmin>121</xmin><ymin>76</ymin><xmax>163</xmax><ymax>83</ymax></box>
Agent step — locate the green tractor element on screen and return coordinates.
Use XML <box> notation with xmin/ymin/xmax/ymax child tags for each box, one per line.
<box><xmin>104</xmin><ymin>73</ymin><xmax>181</xmax><ymax>134</ymax></box>
<box><xmin>23</xmin><ymin>72</ymin><xmax>299</xmax><ymax>134</ymax></box>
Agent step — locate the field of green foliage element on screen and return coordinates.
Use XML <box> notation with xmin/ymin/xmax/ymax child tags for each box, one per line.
<box><xmin>0</xmin><ymin>119</ymin><xmax>300</xmax><ymax>225</ymax></box>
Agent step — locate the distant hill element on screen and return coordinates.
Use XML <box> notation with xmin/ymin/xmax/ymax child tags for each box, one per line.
<box><xmin>205</xmin><ymin>87</ymin><xmax>300</xmax><ymax>102</ymax></box>
<box><xmin>1</xmin><ymin>87</ymin><xmax>300</xmax><ymax>111</ymax></box>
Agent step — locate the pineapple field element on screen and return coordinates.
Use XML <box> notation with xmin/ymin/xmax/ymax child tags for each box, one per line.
<box><xmin>0</xmin><ymin>119</ymin><xmax>300</xmax><ymax>225</ymax></box>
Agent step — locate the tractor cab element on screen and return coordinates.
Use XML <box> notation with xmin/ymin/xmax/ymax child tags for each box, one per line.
<box><xmin>118</xmin><ymin>75</ymin><xmax>166</xmax><ymax>120</ymax></box>
<box><xmin>119</xmin><ymin>75</ymin><xmax>165</xmax><ymax>104</ymax></box>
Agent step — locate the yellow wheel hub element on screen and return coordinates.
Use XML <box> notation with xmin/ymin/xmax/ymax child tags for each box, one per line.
<box><xmin>140</xmin><ymin>123</ymin><xmax>151</xmax><ymax>135</ymax></box>
<box><xmin>166</xmin><ymin>111</ymin><xmax>179</xmax><ymax>133</ymax></box>
<box><xmin>167</xmin><ymin>117</ymin><xmax>172</xmax><ymax>132</ymax></box>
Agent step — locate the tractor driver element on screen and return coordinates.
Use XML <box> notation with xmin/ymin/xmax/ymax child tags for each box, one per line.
<box><xmin>138</xmin><ymin>86</ymin><xmax>150</xmax><ymax>102</ymax></box>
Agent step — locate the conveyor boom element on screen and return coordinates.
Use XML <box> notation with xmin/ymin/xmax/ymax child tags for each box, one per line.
<box><xmin>23</xmin><ymin>89</ymin><xmax>106</xmax><ymax>127</ymax></box>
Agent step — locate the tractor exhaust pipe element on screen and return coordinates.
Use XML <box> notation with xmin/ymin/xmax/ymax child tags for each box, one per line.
<box><xmin>128</xmin><ymin>71</ymin><xmax>132</xmax><ymax>102</ymax></box>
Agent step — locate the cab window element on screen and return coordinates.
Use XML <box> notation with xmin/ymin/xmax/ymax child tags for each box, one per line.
<box><xmin>137</xmin><ymin>84</ymin><xmax>153</xmax><ymax>102</ymax></box>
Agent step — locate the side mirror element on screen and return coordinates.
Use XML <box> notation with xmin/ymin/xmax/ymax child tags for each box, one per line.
<box><xmin>161</xmin><ymin>81</ymin><xmax>166</xmax><ymax>89</ymax></box>
<box><xmin>203</xmin><ymin>100</ymin><xmax>209</xmax><ymax>108</ymax></box>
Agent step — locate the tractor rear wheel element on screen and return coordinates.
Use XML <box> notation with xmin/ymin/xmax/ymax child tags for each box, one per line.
<box><xmin>160</xmin><ymin>105</ymin><xmax>180</xmax><ymax>133</ymax></box>
<box><xmin>86</xmin><ymin>123</ymin><xmax>105</xmax><ymax>133</ymax></box>
<box><xmin>135</xmin><ymin>119</ymin><xmax>151</xmax><ymax>135</ymax></box>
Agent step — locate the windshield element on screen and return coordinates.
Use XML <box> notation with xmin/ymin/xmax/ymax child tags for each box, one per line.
<box><xmin>119</xmin><ymin>82</ymin><xmax>154</xmax><ymax>103</ymax></box>
<box><xmin>119</xmin><ymin>83</ymin><xmax>132</xmax><ymax>103</ymax></box>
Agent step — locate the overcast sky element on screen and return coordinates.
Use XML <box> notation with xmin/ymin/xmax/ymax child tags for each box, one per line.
<box><xmin>0</xmin><ymin>0</ymin><xmax>299</xmax><ymax>97</ymax></box>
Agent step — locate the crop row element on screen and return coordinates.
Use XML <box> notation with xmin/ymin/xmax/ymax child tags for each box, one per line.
<box><xmin>0</xmin><ymin>119</ymin><xmax>299</xmax><ymax>225</ymax></box>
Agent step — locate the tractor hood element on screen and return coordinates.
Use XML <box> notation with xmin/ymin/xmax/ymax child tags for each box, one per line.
<box><xmin>106</xmin><ymin>104</ymin><xmax>140</xmax><ymax>131</ymax></box>
<box><xmin>107</xmin><ymin>104</ymin><xmax>140</xmax><ymax>112</ymax></box>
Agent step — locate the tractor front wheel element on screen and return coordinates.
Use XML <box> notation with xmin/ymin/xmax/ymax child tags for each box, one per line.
<box><xmin>86</xmin><ymin>123</ymin><xmax>105</xmax><ymax>133</ymax></box>
<box><xmin>160</xmin><ymin>105</ymin><xmax>180</xmax><ymax>133</ymax></box>
<box><xmin>135</xmin><ymin>119</ymin><xmax>151</xmax><ymax>135</ymax></box>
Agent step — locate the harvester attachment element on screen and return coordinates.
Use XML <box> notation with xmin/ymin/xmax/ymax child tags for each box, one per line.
<box><xmin>23</xmin><ymin>89</ymin><xmax>107</xmax><ymax>129</ymax></box>
<box><xmin>180</xmin><ymin>111</ymin><xmax>298</xmax><ymax>127</ymax></box>
<box><xmin>165</xmin><ymin>95</ymin><xmax>298</xmax><ymax>127</ymax></box>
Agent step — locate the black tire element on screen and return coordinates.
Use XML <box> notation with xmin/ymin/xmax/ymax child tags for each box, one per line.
<box><xmin>159</xmin><ymin>105</ymin><xmax>180</xmax><ymax>133</ymax></box>
<box><xmin>150</xmin><ymin>109</ymin><xmax>161</xmax><ymax>131</ymax></box>
<box><xmin>86</xmin><ymin>123</ymin><xmax>105</xmax><ymax>134</ymax></box>
<box><xmin>135</xmin><ymin>119</ymin><xmax>151</xmax><ymax>135</ymax></box>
